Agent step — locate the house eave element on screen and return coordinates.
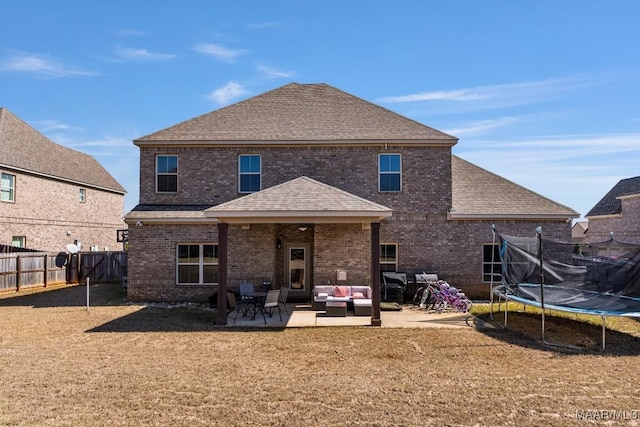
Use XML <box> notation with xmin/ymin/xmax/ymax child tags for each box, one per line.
<box><xmin>203</xmin><ymin>210</ymin><xmax>392</xmax><ymax>224</ymax></box>
<box><xmin>585</xmin><ymin>213</ymin><xmax>623</xmax><ymax>220</ymax></box>
<box><xmin>0</xmin><ymin>163</ymin><xmax>127</xmax><ymax>195</ymax></box>
<box><xmin>617</xmin><ymin>193</ymin><xmax>640</xmax><ymax>201</ymax></box>
<box><xmin>447</xmin><ymin>212</ymin><xmax>577</xmax><ymax>221</ymax></box>
<box><xmin>133</xmin><ymin>139</ymin><xmax>457</xmax><ymax>148</ymax></box>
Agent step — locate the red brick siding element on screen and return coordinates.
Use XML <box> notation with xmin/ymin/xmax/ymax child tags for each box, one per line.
<box><xmin>0</xmin><ymin>169</ymin><xmax>125</xmax><ymax>252</ymax></box>
<box><xmin>587</xmin><ymin>197</ymin><xmax>640</xmax><ymax>244</ymax></box>
<box><xmin>131</xmin><ymin>144</ymin><xmax>572</xmax><ymax>301</ymax></box>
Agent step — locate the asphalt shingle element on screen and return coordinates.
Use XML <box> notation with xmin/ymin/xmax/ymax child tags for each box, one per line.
<box><xmin>135</xmin><ymin>83</ymin><xmax>458</xmax><ymax>143</ymax></box>
<box><xmin>0</xmin><ymin>108</ymin><xmax>125</xmax><ymax>193</ymax></box>
<box><xmin>585</xmin><ymin>176</ymin><xmax>640</xmax><ymax>217</ymax></box>
<box><xmin>451</xmin><ymin>156</ymin><xmax>578</xmax><ymax>217</ymax></box>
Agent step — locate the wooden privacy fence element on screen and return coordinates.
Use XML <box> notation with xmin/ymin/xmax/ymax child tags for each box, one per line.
<box><xmin>79</xmin><ymin>251</ymin><xmax>127</xmax><ymax>284</ymax></box>
<box><xmin>0</xmin><ymin>252</ymin><xmax>68</xmax><ymax>292</ymax></box>
<box><xmin>0</xmin><ymin>251</ymin><xmax>128</xmax><ymax>293</ymax></box>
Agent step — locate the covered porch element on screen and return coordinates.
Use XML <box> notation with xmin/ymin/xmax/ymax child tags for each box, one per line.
<box><xmin>205</xmin><ymin>177</ymin><xmax>392</xmax><ymax>326</ymax></box>
<box><xmin>222</xmin><ymin>300</ymin><xmax>481</xmax><ymax>329</ymax></box>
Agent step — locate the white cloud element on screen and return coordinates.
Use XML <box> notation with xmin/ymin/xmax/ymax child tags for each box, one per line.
<box><xmin>444</xmin><ymin>117</ymin><xmax>519</xmax><ymax>136</ymax></box>
<box><xmin>114</xmin><ymin>46</ymin><xmax>175</xmax><ymax>61</ymax></box>
<box><xmin>116</xmin><ymin>29</ymin><xmax>146</xmax><ymax>37</ymax></box>
<box><xmin>193</xmin><ymin>43</ymin><xmax>246</xmax><ymax>63</ymax></box>
<box><xmin>63</xmin><ymin>136</ymin><xmax>133</xmax><ymax>151</ymax></box>
<box><xmin>377</xmin><ymin>76</ymin><xmax>605</xmax><ymax>110</ymax></box>
<box><xmin>454</xmin><ymin>132</ymin><xmax>640</xmax><ymax>217</ymax></box>
<box><xmin>31</xmin><ymin>119</ymin><xmax>83</xmax><ymax>132</ymax></box>
<box><xmin>208</xmin><ymin>82</ymin><xmax>249</xmax><ymax>104</ymax></box>
<box><xmin>247</xmin><ymin>22</ymin><xmax>277</xmax><ymax>30</ymax></box>
<box><xmin>1</xmin><ymin>52</ymin><xmax>98</xmax><ymax>78</ymax></box>
<box><xmin>257</xmin><ymin>64</ymin><xmax>294</xmax><ymax>78</ymax></box>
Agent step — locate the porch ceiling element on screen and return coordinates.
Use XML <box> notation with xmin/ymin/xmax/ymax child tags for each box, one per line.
<box><xmin>204</xmin><ymin>176</ymin><xmax>392</xmax><ymax>224</ymax></box>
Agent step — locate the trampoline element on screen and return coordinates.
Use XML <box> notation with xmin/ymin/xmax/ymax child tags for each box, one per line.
<box><xmin>489</xmin><ymin>226</ymin><xmax>640</xmax><ymax>350</ymax></box>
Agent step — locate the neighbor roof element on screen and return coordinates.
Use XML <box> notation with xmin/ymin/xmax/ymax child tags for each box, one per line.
<box><xmin>135</xmin><ymin>83</ymin><xmax>458</xmax><ymax>145</ymax></box>
<box><xmin>450</xmin><ymin>156</ymin><xmax>579</xmax><ymax>219</ymax></box>
<box><xmin>585</xmin><ymin>176</ymin><xmax>640</xmax><ymax>217</ymax></box>
<box><xmin>0</xmin><ymin>108</ymin><xmax>125</xmax><ymax>193</ymax></box>
<box><xmin>204</xmin><ymin>176</ymin><xmax>392</xmax><ymax>223</ymax></box>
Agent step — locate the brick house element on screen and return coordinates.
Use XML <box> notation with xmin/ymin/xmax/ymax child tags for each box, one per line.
<box><xmin>124</xmin><ymin>83</ymin><xmax>578</xmax><ymax>324</ymax></box>
<box><xmin>0</xmin><ymin>108</ymin><xmax>126</xmax><ymax>252</ymax></box>
<box><xmin>585</xmin><ymin>176</ymin><xmax>640</xmax><ymax>247</ymax></box>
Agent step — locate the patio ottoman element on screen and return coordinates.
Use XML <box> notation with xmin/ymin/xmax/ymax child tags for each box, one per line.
<box><xmin>325</xmin><ymin>301</ymin><xmax>347</xmax><ymax>317</ymax></box>
<box><xmin>353</xmin><ymin>299</ymin><xmax>372</xmax><ymax>316</ymax></box>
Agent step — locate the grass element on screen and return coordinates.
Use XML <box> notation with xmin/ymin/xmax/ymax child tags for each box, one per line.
<box><xmin>0</xmin><ymin>283</ymin><xmax>639</xmax><ymax>426</ymax></box>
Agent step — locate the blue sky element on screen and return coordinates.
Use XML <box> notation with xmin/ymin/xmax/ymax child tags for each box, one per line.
<box><xmin>2</xmin><ymin>1</ymin><xmax>639</xmax><ymax>219</ymax></box>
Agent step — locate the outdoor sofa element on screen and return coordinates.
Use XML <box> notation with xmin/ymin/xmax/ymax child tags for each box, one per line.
<box><xmin>313</xmin><ymin>285</ymin><xmax>373</xmax><ymax>315</ymax></box>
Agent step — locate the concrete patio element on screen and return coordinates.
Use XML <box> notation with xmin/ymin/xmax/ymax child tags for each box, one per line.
<box><xmin>225</xmin><ymin>302</ymin><xmax>492</xmax><ymax>329</ymax></box>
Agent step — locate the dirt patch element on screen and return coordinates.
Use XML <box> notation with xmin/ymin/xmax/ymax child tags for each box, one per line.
<box><xmin>1</xmin><ymin>283</ymin><xmax>639</xmax><ymax>426</ymax></box>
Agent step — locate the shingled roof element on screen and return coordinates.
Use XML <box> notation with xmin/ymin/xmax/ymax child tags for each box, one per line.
<box><xmin>0</xmin><ymin>108</ymin><xmax>125</xmax><ymax>193</ymax></box>
<box><xmin>204</xmin><ymin>176</ymin><xmax>392</xmax><ymax>223</ymax></box>
<box><xmin>585</xmin><ymin>176</ymin><xmax>640</xmax><ymax>217</ymax></box>
<box><xmin>135</xmin><ymin>83</ymin><xmax>458</xmax><ymax>144</ymax></box>
<box><xmin>450</xmin><ymin>156</ymin><xmax>578</xmax><ymax>219</ymax></box>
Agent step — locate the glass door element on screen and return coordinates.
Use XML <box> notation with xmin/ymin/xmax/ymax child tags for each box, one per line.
<box><xmin>287</xmin><ymin>246</ymin><xmax>307</xmax><ymax>290</ymax></box>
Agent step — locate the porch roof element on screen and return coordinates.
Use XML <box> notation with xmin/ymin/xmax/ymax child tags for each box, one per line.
<box><xmin>204</xmin><ymin>176</ymin><xmax>392</xmax><ymax>224</ymax></box>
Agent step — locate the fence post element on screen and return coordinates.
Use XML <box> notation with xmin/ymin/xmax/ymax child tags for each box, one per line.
<box><xmin>44</xmin><ymin>254</ymin><xmax>48</xmax><ymax>288</ymax></box>
<box><xmin>16</xmin><ymin>255</ymin><xmax>21</xmax><ymax>292</ymax></box>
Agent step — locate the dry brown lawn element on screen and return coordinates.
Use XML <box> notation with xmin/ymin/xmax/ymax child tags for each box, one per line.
<box><xmin>1</xmin><ymin>283</ymin><xmax>639</xmax><ymax>426</ymax></box>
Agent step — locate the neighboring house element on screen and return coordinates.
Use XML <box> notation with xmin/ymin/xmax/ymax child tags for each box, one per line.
<box><xmin>585</xmin><ymin>176</ymin><xmax>640</xmax><ymax>246</ymax></box>
<box><xmin>0</xmin><ymin>108</ymin><xmax>126</xmax><ymax>252</ymax></box>
<box><xmin>124</xmin><ymin>83</ymin><xmax>577</xmax><ymax>324</ymax></box>
<box><xmin>572</xmin><ymin>221</ymin><xmax>588</xmax><ymax>244</ymax></box>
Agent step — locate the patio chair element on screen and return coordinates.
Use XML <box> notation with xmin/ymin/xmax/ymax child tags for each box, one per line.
<box><xmin>277</xmin><ymin>286</ymin><xmax>290</xmax><ymax>314</ymax></box>
<box><xmin>382</xmin><ymin>272</ymin><xmax>406</xmax><ymax>304</ymax></box>
<box><xmin>226</xmin><ymin>291</ymin><xmax>242</xmax><ymax>324</ymax></box>
<box><xmin>260</xmin><ymin>289</ymin><xmax>282</xmax><ymax>324</ymax></box>
<box><xmin>239</xmin><ymin>282</ymin><xmax>255</xmax><ymax>300</ymax></box>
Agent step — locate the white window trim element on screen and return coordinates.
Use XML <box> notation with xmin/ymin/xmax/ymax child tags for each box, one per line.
<box><xmin>156</xmin><ymin>155</ymin><xmax>178</xmax><ymax>193</ymax></box>
<box><xmin>378</xmin><ymin>153</ymin><xmax>402</xmax><ymax>192</ymax></box>
<box><xmin>1</xmin><ymin>172</ymin><xmax>15</xmax><ymax>202</ymax></box>
<box><xmin>12</xmin><ymin>236</ymin><xmax>26</xmax><ymax>248</ymax></box>
<box><xmin>176</xmin><ymin>243</ymin><xmax>218</xmax><ymax>286</ymax></box>
<box><xmin>380</xmin><ymin>243</ymin><xmax>399</xmax><ymax>272</ymax></box>
<box><xmin>79</xmin><ymin>188</ymin><xmax>86</xmax><ymax>203</ymax></box>
<box><xmin>238</xmin><ymin>154</ymin><xmax>262</xmax><ymax>193</ymax></box>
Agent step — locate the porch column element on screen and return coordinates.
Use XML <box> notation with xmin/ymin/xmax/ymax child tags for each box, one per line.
<box><xmin>216</xmin><ymin>222</ymin><xmax>229</xmax><ymax>325</ymax></box>
<box><xmin>371</xmin><ymin>222</ymin><xmax>381</xmax><ymax>326</ymax></box>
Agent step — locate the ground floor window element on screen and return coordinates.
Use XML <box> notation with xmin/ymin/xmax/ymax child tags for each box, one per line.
<box><xmin>482</xmin><ymin>243</ymin><xmax>502</xmax><ymax>282</ymax></box>
<box><xmin>380</xmin><ymin>243</ymin><xmax>398</xmax><ymax>273</ymax></box>
<box><xmin>12</xmin><ymin>236</ymin><xmax>25</xmax><ymax>248</ymax></box>
<box><xmin>177</xmin><ymin>244</ymin><xmax>218</xmax><ymax>285</ymax></box>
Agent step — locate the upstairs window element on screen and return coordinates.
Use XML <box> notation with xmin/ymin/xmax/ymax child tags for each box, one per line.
<box><xmin>79</xmin><ymin>188</ymin><xmax>86</xmax><ymax>203</ymax></box>
<box><xmin>1</xmin><ymin>173</ymin><xmax>15</xmax><ymax>202</ymax></box>
<box><xmin>379</xmin><ymin>154</ymin><xmax>401</xmax><ymax>192</ymax></box>
<box><xmin>156</xmin><ymin>155</ymin><xmax>178</xmax><ymax>193</ymax></box>
<box><xmin>239</xmin><ymin>154</ymin><xmax>261</xmax><ymax>193</ymax></box>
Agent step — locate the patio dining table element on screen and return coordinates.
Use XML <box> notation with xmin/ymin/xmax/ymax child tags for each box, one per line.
<box><xmin>244</xmin><ymin>290</ymin><xmax>267</xmax><ymax>320</ymax></box>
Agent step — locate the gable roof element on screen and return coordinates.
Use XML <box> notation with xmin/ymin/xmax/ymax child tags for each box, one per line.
<box><xmin>204</xmin><ymin>176</ymin><xmax>392</xmax><ymax>223</ymax></box>
<box><xmin>135</xmin><ymin>83</ymin><xmax>458</xmax><ymax>145</ymax></box>
<box><xmin>0</xmin><ymin>108</ymin><xmax>125</xmax><ymax>194</ymax></box>
<box><xmin>450</xmin><ymin>156</ymin><xmax>578</xmax><ymax>219</ymax></box>
<box><xmin>585</xmin><ymin>176</ymin><xmax>640</xmax><ymax>217</ymax></box>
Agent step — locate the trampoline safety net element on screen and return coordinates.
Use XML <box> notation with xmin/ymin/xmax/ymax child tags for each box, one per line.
<box><xmin>497</xmin><ymin>233</ymin><xmax>640</xmax><ymax>315</ymax></box>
